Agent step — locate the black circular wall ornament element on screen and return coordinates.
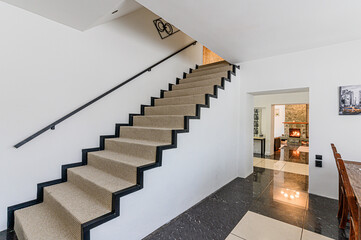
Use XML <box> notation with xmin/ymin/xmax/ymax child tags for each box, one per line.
<box><xmin>153</xmin><ymin>18</ymin><xmax>180</xmax><ymax>39</ymax></box>
<box><xmin>156</xmin><ymin>21</ymin><xmax>165</xmax><ymax>32</ymax></box>
<box><xmin>164</xmin><ymin>23</ymin><xmax>173</xmax><ymax>35</ymax></box>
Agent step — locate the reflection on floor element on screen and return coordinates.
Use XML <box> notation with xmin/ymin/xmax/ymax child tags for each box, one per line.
<box><xmin>254</xmin><ymin>157</ymin><xmax>309</xmax><ymax>175</ymax></box>
<box><xmin>144</xmin><ymin>167</ymin><xmax>348</xmax><ymax>240</ymax></box>
<box><xmin>255</xmin><ymin>145</ymin><xmax>309</xmax><ymax>164</ymax></box>
<box><xmin>254</xmin><ymin>145</ymin><xmax>309</xmax><ymax>175</ymax></box>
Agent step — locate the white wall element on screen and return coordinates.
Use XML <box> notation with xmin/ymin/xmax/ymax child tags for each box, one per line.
<box><xmin>253</xmin><ymin>92</ymin><xmax>309</xmax><ymax>155</ymax></box>
<box><xmin>92</xmin><ymin>71</ymin><xmax>241</xmax><ymax>240</ymax></box>
<box><xmin>238</xmin><ymin>39</ymin><xmax>361</xmax><ymax>199</ymax></box>
<box><xmin>0</xmin><ymin>3</ymin><xmax>205</xmax><ymax>231</ymax></box>
<box><xmin>274</xmin><ymin>105</ymin><xmax>285</xmax><ymax>138</ymax></box>
<box><xmin>136</xmin><ymin>0</ymin><xmax>361</xmax><ymax>63</ymax></box>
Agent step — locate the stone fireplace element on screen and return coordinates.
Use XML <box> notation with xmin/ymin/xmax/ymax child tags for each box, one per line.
<box><xmin>284</xmin><ymin>122</ymin><xmax>308</xmax><ymax>145</ymax></box>
<box><xmin>281</xmin><ymin>104</ymin><xmax>309</xmax><ymax>145</ymax></box>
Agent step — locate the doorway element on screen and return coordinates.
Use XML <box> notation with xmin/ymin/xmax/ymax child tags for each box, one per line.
<box><xmin>250</xmin><ymin>90</ymin><xmax>310</xmax><ymax>234</ymax></box>
<box><xmin>252</xmin><ymin>90</ymin><xmax>310</xmax><ymax>179</ymax></box>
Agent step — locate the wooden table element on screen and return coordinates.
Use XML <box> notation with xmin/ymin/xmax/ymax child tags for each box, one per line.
<box><xmin>254</xmin><ymin>137</ymin><xmax>266</xmax><ymax>157</ymax></box>
<box><xmin>344</xmin><ymin>160</ymin><xmax>361</xmax><ymax>239</ymax></box>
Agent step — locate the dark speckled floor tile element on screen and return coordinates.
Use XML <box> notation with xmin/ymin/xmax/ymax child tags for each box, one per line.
<box><xmin>252</xmin><ymin>167</ymin><xmax>274</xmax><ymax>197</ymax></box>
<box><xmin>304</xmin><ymin>193</ymin><xmax>348</xmax><ymax>240</ymax></box>
<box><xmin>0</xmin><ymin>230</ymin><xmax>17</xmax><ymax>240</ymax></box>
<box><xmin>144</xmin><ymin>178</ymin><xmax>254</xmax><ymax>240</ymax></box>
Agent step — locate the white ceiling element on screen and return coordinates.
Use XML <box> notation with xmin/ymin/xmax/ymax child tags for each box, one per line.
<box><xmin>136</xmin><ymin>0</ymin><xmax>361</xmax><ymax>63</ymax></box>
<box><xmin>2</xmin><ymin>0</ymin><xmax>142</xmax><ymax>30</ymax></box>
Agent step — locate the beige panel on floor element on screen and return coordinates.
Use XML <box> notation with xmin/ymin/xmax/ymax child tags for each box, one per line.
<box><xmin>282</xmin><ymin>162</ymin><xmax>309</xmax><ymax>176</ymax></box>
<box><xmin>302</xmin><ymin>230</ymin><xmax>334</xmax><ymax>240</ymax></box>
<box><xmin>227</xmin><ymin>211</ymin><xmax>333</xmax><ymax>240</ymax></box>
<box><xmin>253</xmin><ymin>157</ymin><xmax>264</xmax><ymax>166</ymax></box>
<box><xmin>254</xmin><ymin>159</ymin><xmax>286</xmax><ymax>171</ymax></box>
<box><xmin>225</xmin><ymin>233</ymin><xmax>245</xmax><ymax>240</ymax></box>
<box><xmin>230</xmin><ymin>211</ymin><xmax>302</xmax><ymax>240</ymax></box>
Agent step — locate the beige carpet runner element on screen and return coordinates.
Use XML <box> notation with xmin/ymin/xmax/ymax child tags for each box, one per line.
<box><xmin>13</xmin><ymin>61</ymin><xmax>233</xmax><ymax>240</ymax></box>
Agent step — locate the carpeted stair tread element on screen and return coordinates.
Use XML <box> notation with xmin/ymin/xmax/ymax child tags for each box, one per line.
<box><xmin>189</xmin><ymin>65</ymin><xmax>232</xmax><ymax>77</ymax></box>
<box><xmin>44</xmin><ymin>182</ymin><xmax>110</xmax><ymax>225</ymax></box>
<box><xmin>193</xmin><ymin>63</ymin><xmax>229</xmax><ymax>72</ymax></box>
<box><xmin>119</xmin><ymin>126</ymin><xmax>174</xmax><ymax>130</ymax></box>
<box><xmin>104</xmin><ymin>137</ymin><xmax>167</xmax><ymax>160</ymax></box>
<box><xmin>89</xmin><ymin>150</ymin><xmax>154</xmax><ymax>167</ymax></box>
<box><xmin>179</xmin><ymin>72</ymin><xmax>228</xmax><ymax>84</ymax></box>
<box><xmin>68</xmin><ymin>165</ymin><xmax>134</xmax><ymax>209</ymax></box>
<box><xmin>154</xmin><ymin>94</ymin><xmax>206</xmax><ymax>106</ymax></box>
<box><xmin>163</xmin><ymin>85</ymin><xmax>214</xmax><ymax>98</ymax></box>
<box><xmin>144</xmin><ymin>104</ymin><xmax>197</xmax><ymax>116</ymax></box>
<box><xmin>133</xmin><ymin>115</ymin><xmax>185</xmax><ymax>129</ymax></box>
<box><xmin>106</xmin><ymin>137</ymin><xmax>168</xmax><ymax>147</ymax></box>
<box><xmin>87</xmin><ymin>150</ymin><xmax>153</xmax><ymax>184</ymax></box>
<box><xmin>118</xmin><ymin>126</ymin><xmax>173</xmax><ymax>143</ymax></box>
<box><xmin>172</xmin><ymin>78</ymin><xmax>223</xmax><ymax>90</ymax></box>
<box><xmin>197</xmin><ymin>60</ymin><xmax>228</xmax><ymax>69</ymax></box>
<box><xmin>14</xmin><ymin>203</ymin><xmax>76</xmax><ymax>240</ymax></box>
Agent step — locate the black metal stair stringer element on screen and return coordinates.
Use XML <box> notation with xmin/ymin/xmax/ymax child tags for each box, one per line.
<box><xmin>7</xmin><ymin>64</ymin><xmax>240</xmax><ymax>240</ymax></box>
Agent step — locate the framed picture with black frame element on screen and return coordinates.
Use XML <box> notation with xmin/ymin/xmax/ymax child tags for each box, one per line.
<box><xmin>339</xmin><ymin>85</ymin><xmax>361</xmax><ymax>115</ymax></box>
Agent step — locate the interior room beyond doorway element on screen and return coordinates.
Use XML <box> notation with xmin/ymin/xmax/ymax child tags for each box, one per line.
<box><xmin>253</xmin><ymin>90</ymin><xmax>309</xmax><ymax>176</ymax></box>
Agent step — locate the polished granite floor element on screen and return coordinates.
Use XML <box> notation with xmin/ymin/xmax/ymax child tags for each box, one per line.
<box><xmin>254</xmin><ymin>145</ymin><xmax>309</xmax><ymax>164</ymax></box>
<box><xmin>144</xmin><ymin>167</ymin><xmax>348</xmax><ymax>240</ymax></box>
<box><xmin>0</xmin><ymin>167</ymin><xmax>347</xmax><ymax>240</ymax></box>
<box><xmin>0</xmin><ymin>230</ymin><xmax>16</xmax><ymax>240</ymax></box>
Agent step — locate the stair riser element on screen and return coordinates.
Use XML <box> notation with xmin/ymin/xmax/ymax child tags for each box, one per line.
<box><xmin>14</xmin><ymin>217</ymin><xmax>26</xmax><ymax>240</ymax></box>
<box><xmin>43</xmin><ymin>190</ymin><xmax>81</xmax><ymax>240</ymax></box>
<box><xmin>133</xmin><ymin>116</ymin><xmax>184</xmax><ymax>129</ymax></box>
<box><xmin>154</xmin><ymin>95</ymin><xmax>205</xmax><ymax>106</ymax></box>
<box><xmin>190</xmin><ymin>65</ymin><xmax>232</xmax><ymax>76</ymax></box>
<box><xmin>104</xmin><ymin>140</ymin><xmax>157</xmax><ymax>161</ymax></box>
<box><xmin>172</xmin><ymin>78</ymin><xmax>222</xmax><ymax>90</ymax></box>
<box><xmin>118</xmin><ymin>127</ymin><xmax>172</xmax><ymax>143</ymax></box>
<box><xmin>144</xmin><ymin>105</ymin><xmax>196</xmax><ymax>116</ymax></box>
<box><xmin>88</xmin><ymin>154</ymin><xmax>137</xmax><ymax>184</ymax></box>
<box><xmin>164</xmin><ymin>86</ymin><xmax>214</xmax><ymax>98</ymax></box>
<box><xmin>68</xmin><ymin>170</ymin><xmax>112</xmax><ymax>210</ymax></box>
<box><xmin>179</xmin><ymin>72</ymin><xmax>228</xmax><ymax>84</ymax></box>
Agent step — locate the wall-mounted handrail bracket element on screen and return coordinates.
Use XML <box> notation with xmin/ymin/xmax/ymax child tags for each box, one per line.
<box><xmin>13</xmin><ymin>41</ymin><xmax>197</xmax><ymax>149</ymax></box>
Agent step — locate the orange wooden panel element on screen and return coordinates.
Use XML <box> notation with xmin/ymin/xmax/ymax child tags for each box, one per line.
<box><xmin>203</xmin><ymin>46</ymin><xmax>224</xmax><ymax>65</ymax></box>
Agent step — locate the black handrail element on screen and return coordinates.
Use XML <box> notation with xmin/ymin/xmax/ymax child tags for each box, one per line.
<box><xmin>14</xmin><ymin>41</ymin><xmax>198</xmax><ymax>148</ymax></box>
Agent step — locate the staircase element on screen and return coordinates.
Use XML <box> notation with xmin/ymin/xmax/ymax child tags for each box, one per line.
<box><xmin>9</xmin><ymin>61</ymin><xmax>239</xmax><ymax>240</ymax></box>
